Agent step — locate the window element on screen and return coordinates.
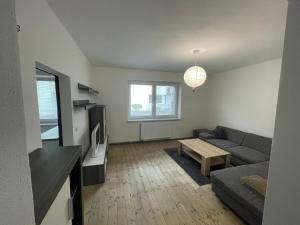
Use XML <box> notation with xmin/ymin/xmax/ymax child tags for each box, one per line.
<box><xmin>36</xmin><ymin>68</ymin><xmax>61</xmax><ymax>142</ymax></box>
<box><xmin>129</xmin><ymin>81</ymin><xmax>180</xmax><ymax>120</ymax></box>
<box><xmin>36</xmin><ymin>78</ymin><xmax>58</xmax><ymax>121</ymax></box>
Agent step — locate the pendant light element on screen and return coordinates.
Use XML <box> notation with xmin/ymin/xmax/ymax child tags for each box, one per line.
<box><xmin>184</xmin><ymin>49</ymin><xmax>207</xmax><ymax>91</ymax></box>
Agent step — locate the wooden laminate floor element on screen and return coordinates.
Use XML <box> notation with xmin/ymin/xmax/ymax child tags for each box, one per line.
<box><xmin>83</xmin><ymin>141</ymin><xmax>245</xmax><ymax>225</ymax></box>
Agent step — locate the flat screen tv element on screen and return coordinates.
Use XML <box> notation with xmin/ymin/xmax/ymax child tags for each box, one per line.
<box><xmin>91</xmin><ymin>123</ymin><xmax>100</xmax><ymax>157</ymax></box>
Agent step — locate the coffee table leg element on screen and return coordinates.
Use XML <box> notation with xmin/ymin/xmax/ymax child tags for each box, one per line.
<box><xmin>201</xmin><ymin>158</ymin><xmax>211</xmax><ymax>176</ymax></box>
<box><xmin>178</xmin><ymin>143</ymin><xmax>182</xmax><ymax>156</ymax></box>
<box><xmin>225</xmin><ymin>155</ymin><xmax>231</xmax><ymax>168</ymax></box>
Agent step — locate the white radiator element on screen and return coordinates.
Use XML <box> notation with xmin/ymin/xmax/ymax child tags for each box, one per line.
<box><xmin>140</xmin><ymin>122</ymin><xmax>172</xmax><ymax>141</ymax></box>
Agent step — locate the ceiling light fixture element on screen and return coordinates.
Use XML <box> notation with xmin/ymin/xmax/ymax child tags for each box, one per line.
<box><xmin>184</xmin><ymin>49</ymin><xmax>207</xmax><ymax>92</ymax></box>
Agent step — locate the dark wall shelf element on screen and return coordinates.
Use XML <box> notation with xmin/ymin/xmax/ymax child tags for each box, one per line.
<box><xmin>29</xmin><ymin>145</ymin><xmax>83</xmax><ymax>225</ymax></box>
<box><xmin>73</xmin><ymin>100</ymin><xmax>96</xmax><ymax>110</ymax></box>
<box><xmin>78</xmin><ymin>83</ymin><xmax>99</xmax><ymax>94</ymax></box>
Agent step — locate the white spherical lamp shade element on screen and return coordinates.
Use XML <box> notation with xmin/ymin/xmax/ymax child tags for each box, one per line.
<box><xmin>184</xmin><ymin>66</ymin><xmax>207</xmax><ymax>91</ymax></box>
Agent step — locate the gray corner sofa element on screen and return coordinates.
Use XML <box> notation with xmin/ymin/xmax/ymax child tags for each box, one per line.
<box><xmin>195</xmin><ymin>126</ymin><xmax>272</xmax><ymax>225</ymax></box>
<box><xmin>197</xmin><ymin>126</ymin><xmax>272</xmax><ymax>166</ymax></box>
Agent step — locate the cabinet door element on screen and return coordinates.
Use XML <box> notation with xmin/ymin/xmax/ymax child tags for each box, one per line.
<box><xmin>41</xmin><ymin>178</ymin><xmax>72</xmax><ymax>225</ymax></box>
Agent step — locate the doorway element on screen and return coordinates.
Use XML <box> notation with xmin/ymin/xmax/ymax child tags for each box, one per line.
<box><xmin>36</xmin><ymin>67</ymin><xmax>63</xmax><ymax>147</ymax></box>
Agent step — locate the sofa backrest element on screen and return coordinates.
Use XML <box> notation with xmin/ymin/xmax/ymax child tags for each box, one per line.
<box><xmin>242</xmin><ymin>133</ymin><xmax>272</xmax><ymax>155</ymax></box>
<box><xmin>218</xmin><ymin>126</ymin><xmax>246</xmax><ymax>145</ymax></box>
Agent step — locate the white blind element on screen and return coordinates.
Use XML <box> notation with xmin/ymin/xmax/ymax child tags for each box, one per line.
<box><xmin>36</xmin><ymin>80</ymin><xmax>58</xmax><ymax>120</ymax></box>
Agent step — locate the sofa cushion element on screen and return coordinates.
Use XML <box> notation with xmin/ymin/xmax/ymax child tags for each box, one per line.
<box><xmin>206</xmin><ymin>139</ymin><xmax>239</xmax><ymax>149</ymax></box>
<box><xmin>226</xmin><ymin>146</ymin><xmax>270</xmax><ymax>164</ymax></box>
<box><xmin>213</xmin><ymin>126</ymin><xmax>226</xmax><ymax>139</ymax></box>
<box><xmin>242</xmin><ymin>133</ymin><xmax>272</xmax><ymax>155</ymax></box>
<box><xmin>220</xmin><ymin>126</ymin><xmax>246</xmax><ymax>144</ymax></box>
<box><xmin>211</xmin><ymin>162</ymin><xmax>269</xmax><ymax>225</ymax></box>
<box><xmin>231</xmin><ymin>156</ymin><xmax>248</xmax><ymax>166</ymax></box>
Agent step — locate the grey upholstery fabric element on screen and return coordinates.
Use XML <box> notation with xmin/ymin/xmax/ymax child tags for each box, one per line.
<box><xmin>199</xmin><ymin>132</ymin><xmax>215</xmax><ymax>140</ymax></box>
<box><xmin>211</xmin><ymin>162</ymin><xmax>269</xmax><ymax>225</ymax></box>
<box><xmin>230</xmin><ymin>156</ymin><xmax>248</xmax><ymax>166</ymax></box>
<box><xmin>193</xmin><ymin>129</ymin><xmax>212</xmax><ymax>138</ymax></box>
<box><xmin>213</xmin><ymin>126</ymin><xmax>226</xmax><ymax>139</ymax></box>
<box><xmin>198</xmin><ymin>126</ymin><xmax>272</xmax><ymax>165</ymax></box>
<box><xmin>219</xmin><ymin>126</ymin><xmax>246</xmax><ymax>145</ymax></box>
<box><xmin>226</xmin><ymin>146</ymin><xmax>270</xmax><ymax>164</ymax></box>
<box><xmin>206</xmin><ymin>139</ymin><xmax>239</xmax><ymax>149</ymax></box>
<box><xmin>203</xmin><ymin>126</ymin><xmax>272</xmax><ymax>225</ymax></box>
<box><xmin>242</xmin><ymin>133</ymin><xmax>272</xmax><ymax>155</ymax></box>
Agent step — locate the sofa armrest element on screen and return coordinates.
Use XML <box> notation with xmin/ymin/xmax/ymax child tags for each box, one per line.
<box><xmin>193</xmin><ymin>129</ymin><xmax>212</xmax><ymax>138</ymax></box>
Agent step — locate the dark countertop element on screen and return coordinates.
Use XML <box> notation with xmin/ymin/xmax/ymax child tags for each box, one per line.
<box><xmin>29</xmin><ymin>145</ymin><xmax>82</xmax><ymax>225</ymax></box>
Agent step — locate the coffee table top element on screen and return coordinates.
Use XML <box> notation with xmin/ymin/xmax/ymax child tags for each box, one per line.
<box><xmin>178</xmin><ymin>138</ymin><xmax>230</xmax><ymax>158</ymax></box>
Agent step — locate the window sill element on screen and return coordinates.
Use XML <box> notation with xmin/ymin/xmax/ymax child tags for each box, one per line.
<box><xmin>127</xmin><ymin>118</ymin><xmax>181</xmax><ymax>123</ymax></box>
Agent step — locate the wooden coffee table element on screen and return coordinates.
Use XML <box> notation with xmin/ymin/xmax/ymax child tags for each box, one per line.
<box><xmin>178</xmin><ymin>139</ymin><xmax>231</xmax><ymax>176</ymax></box>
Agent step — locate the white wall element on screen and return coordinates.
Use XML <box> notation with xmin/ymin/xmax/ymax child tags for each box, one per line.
<box><xmin>0</xmin><ymin>0</ymin><xmax>35</xmax><ymax>224</ymax></box>
<box><xmin>263</xmin><ymin>1</ymin><xmax>300</xmax><ymax>225</ymax></box>
<box><xmin>92</xmin><ymin>66</ymin><xmax>209</xmax><ymax>143</ymax></box>
<box><xmin>207</xmin><ymin>58</ymin><xmax>282</xmax><ymax>137</ymax></box>
<box><xmin>14</xmin><ymin>0</ymin><xmax>283</xmax><ymax>151</ymax></box>
<box><xmin>16</xmin><ymin>0</ymin><xmax>94</xmax><ymax>153</ymax></box>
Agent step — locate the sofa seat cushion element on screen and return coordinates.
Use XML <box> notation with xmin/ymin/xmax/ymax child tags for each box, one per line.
<box><xmin>230</xmin><ymin>156</ymin><xmax>248</xmax><ymax>166</ymax></box>
<box><xmin>206</xmin><ymin>139</ymin><xmax>239</xmax><ymax>149</ymax></box>
<box><xmin>226</xmin><ymin>146</ymin><xmax>270</xmax><ymax>164</ymax></box>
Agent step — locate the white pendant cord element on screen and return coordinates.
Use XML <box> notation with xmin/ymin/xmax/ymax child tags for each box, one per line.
<box><xmin>193</xmin><ymin>49</ymin><xmax>200</xmax><ymax>66</ymax></box>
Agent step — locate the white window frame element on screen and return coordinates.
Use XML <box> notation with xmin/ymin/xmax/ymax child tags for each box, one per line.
<box><xmin>128</xmin><ymin>81</ymin><xmax>180</xmax><ymax>121</ymax></box>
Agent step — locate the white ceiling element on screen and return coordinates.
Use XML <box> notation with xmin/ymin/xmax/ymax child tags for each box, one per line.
<box><xmin>46</xmin><ymin>0</ymin><xmax>288</xmax><ymax>74</ymax></box>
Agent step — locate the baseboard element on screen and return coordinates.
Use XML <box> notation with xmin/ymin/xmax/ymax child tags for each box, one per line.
<box><xmin>109</xmin><ymin>136</ymin><xmax>193</xmax><ymax>145</ymax></box>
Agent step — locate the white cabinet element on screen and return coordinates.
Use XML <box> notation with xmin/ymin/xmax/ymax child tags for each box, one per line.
<box><xmin>41</xmin><ymin>177</ymin><xmax>72</xmax><ymax>225</ymax></box>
